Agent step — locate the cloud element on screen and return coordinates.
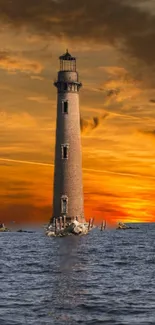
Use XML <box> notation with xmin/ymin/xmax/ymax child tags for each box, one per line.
<box><xmin>1</xmin><ymin>192</ymin><xmax>32</xmax><ymax>200</ymax></box>
<box><xmin>30</xmin><ymin>75</ymin><xmax>44</xmax><ymax>81</ymax></box>
<box><xmin>97</xmin><ymin>66</ymin><xmax>142</xmax><ymax>107</ymax></box>
<box><xmin>85</xmin><ymin>189</ymin><xmax>121</xmax><ymax>198</ymax></box>
<box><xmin>0</xmin><ymin>158</ymin><xmax>53</xmax><ymax>167</ymax></box>
<box><xmin>104</xmin><ymin>88</ymin><xmax>121</xmax><ymax>97</ymax></box>
<box><xmin>140</xmin><ymin>129</ymin><xmax>155</xmax><ymax>137</ymax></box>
<box><xmin>27</xmin><ymin>96</ymin><xmax>54</xmax><ymax>104</ymax></box>
<box><xmin>0</xmin><ymin>0</ymin><xmax>155</xmax><ymax>68</ymax></box>
<box><xmin>2</xmin><ymin>157</ymin><xmax>155</xmax><ymax>181</ymax></box>
<box><xmin>0</xmin><ymin>50</ymin><xmax>43</xmax><ymax>73</ymax></box>
<box><xmin>80</xmin><ymin>113</ymin><xmax>108</xmax><ymax>133</ymax></box>
<box><xmin>99</xmin><ymin>66</ymin><xmax>127</xmax><ymax>76</ymax></box>
<box><xmin>0</xmin><ymin>111</ymin><xmax>38</xmax><ymax>129</ymax></box>
<box><xmin>149</xmin><ymin>99</ymin><xmax>155</xmax><ymax>104</ymax></box>
<box><xmin>0</xmin><ymin>203</ymin><xmax>51</xmax><ymax>223</ymax></box>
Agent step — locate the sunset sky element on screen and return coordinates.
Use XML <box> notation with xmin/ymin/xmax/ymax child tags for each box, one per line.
<box><xmin>0</xmin><ymin>0</ymin><xmax>155</xmax><ymax>225</ymax></box>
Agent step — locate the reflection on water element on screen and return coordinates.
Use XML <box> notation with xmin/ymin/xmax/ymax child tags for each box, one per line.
<box><xmin>0</xmin><ymin>224</ymin><xmax>155</xmax><ymax>324</ymax></box>
<box><xmin>46</xmin><ymin>235</ymin><xmax>90</xmax><ymax>324</ymax></box>
<box><xmin>58</xmin><ymin>235</ymin><xmax>84</xmax><ymax>271</ymax></box>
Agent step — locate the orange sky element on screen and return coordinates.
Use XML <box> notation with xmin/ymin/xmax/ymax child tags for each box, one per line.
<box><xmin>0</xmin><ymin>0</ymin><xmax>155</xmax><ymax>225</ymax></box>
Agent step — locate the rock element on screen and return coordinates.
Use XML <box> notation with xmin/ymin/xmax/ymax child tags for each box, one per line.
<box><xmin>46</xmin><ymin>231</ymin><xmax>56</xmax><ymax>237</ymax></box>
<box><xmin>0</xmin><ymin>227</ymin><xmax>9</xmax><ymax>232</ymax></box>
<box><xmin>116</xmin><ymin>222</ymin><xmax>139</xmax><ymax>230</ymax></box>
<box><xmin>46</xmin><ymin>220</ymin><xmax>89</xmax><ymax>237</ymax></box>
<box><xmin>17</xmin><ymin>229</ymin><xmax>35</xmax><ymax>233</ymax></box>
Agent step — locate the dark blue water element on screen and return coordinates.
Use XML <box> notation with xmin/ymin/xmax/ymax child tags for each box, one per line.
<box><xmin>1</xmin><ymin>223</ymin><xmax>155</xmax><ymax>325</ymax></box>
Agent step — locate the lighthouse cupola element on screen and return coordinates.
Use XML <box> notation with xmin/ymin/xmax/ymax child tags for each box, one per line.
<box><xmin>54</xmin><ymin>49</ymin><xmax>82</xmax><ymax>93</ymax></box>
<box><xmin>59</xmin><ymin>49</ymin><xmax>76</xmax><ymax>71</ymax></box>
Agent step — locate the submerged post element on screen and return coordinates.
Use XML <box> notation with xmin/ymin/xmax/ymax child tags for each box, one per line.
<box><xmin>91</xmin><ymin>218</ymin><xmax>94</xmax><ymax>228</ymax></box>
<box><xmin>59</xmin><ymin>217</ymin><xmax>62</xmax><ymax>230</ymax></box>
<box><xmin>101</xmin><ymin>220</ymin><xmax>106</xmax><ymax>231</ymax></box>
<box><xmin>88</xmin><ymin>219</ymin><xmax>91</xmax><ymax>231</ymax></box>
<box><xmin>101</xmin><ymin>221</ymin><xmax>104</xmax><ymax>231</ymax></box>
<box><xmin>55</xmin><ymin>218</ymin><xmax>57</xmax><ymax>234</ymax></box>
<box><xmin>63</xmin><ymin>215</ymin><xmax>66</xmax><ymax>228</ymax></box>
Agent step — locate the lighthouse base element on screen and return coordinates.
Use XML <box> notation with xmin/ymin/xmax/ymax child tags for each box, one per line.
<box><xmin>46</xmin><ymin>220</ymin><xmax>90</xmax><ymax>237</ymax></box>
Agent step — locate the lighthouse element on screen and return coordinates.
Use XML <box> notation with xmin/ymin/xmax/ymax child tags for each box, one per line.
<box><xmin>52</xmin><ymin>50</ymin><xmax>85</xmax><ymax>223</ymax></box>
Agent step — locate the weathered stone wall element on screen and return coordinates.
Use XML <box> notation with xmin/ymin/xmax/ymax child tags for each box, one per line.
<box><xmin>52</xmin><ymin>70</ymin><xmax>85</xmax><ymax>222</ymax></box>
<box><xmin>58</xmin><ymin>71</ymin><xmax>79</xmax><ymax>82</ymax></box>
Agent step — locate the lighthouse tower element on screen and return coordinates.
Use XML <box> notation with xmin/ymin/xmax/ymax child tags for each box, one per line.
<box><xmin>52</xmin><ymin>50</ymin><xmax>85</xmax><ymax>223</ymax></box>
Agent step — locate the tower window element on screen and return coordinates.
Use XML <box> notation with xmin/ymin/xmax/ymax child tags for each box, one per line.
<box><xmin>64</xmin><ymin>83</ymin><xmax>67</xmax><ymax>91</ymax></box>
<box><xmin>62</xmin><ymin>101</ymin><xmax>68</xmax><ymax>114</ymax></box>
<box><xmin>61</xmin><ymin>144</ymin><xmax>69</xmax><ymax>159</ymax></box>
<box><xmin>61</xmin><ymin>195</ymin><xmax>68</xmax><ymax>214</ymax></box>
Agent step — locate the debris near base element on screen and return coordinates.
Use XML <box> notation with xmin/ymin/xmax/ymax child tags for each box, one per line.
<box><xmin>0</xmin><ymin>227</ymin><xmax>9</xmax><ymax>232</ymax></box>
<box><xmin>0</xmin><ymin>222</ymin><xmax>9</xmax><ymax>232</ymax></box>
<box><xmin>116</xmin><ymin>222</ymin><xmax>139</xmax><ymax>230</ymax></box>
<box><xmin>46</xmin><ymin>219</ymin><xmax>90</xmax><ymax>237</ymax></box>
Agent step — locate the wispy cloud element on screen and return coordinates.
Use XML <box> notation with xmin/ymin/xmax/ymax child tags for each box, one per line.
<box><xmin>27</xmin><ymin>96</ymin><xmax>54</xmax><ymax>104</ymax></box>
<box><xmin>80</xmin><ymin>113</ymin><xmax>108</xmax><ymax>134</ymax></box>
<box><xmin>0</xmin><ymin>158</ymin><xmax>53</xmax><ymax>167</ymax></box>
<box><xmin>1</xmin><ymin>158</ymin><xmax>155</xmax><ymax>181</ymax></box>
<box><xmin>0</xmin><ymin>50</ymin><xmax>43</xmax><ymax>73</ymax></box>
<box><xmin>30</xmin><ymin>75</ymin><xmax>44</xmax><ymax>81</ymax></box>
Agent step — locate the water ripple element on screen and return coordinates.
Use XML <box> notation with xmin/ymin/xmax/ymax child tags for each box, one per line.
<box><xmin>0</xmin><ymin>224</ymin><xmax>155</xmax><ymax>324</ymax></box>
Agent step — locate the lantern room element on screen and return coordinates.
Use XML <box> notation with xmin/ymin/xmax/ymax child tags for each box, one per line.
<box><xmin>59</xmin><ymin>49</ymin><xmax>76</xmax><ymax>72</ymax></box>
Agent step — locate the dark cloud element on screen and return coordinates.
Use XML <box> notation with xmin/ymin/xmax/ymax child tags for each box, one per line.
<box><xmin>92</xmin><ymin>117</ymin><xmax>99</xmax><ymax>128</ymax></box>
<box><xmin>149</xmin><ymin>99</ymin><xmax>155</xmax><ymax>103</ymax></box>
<box><xmin>0</xmin><ymin>50</ymin><xmax>43</xmax><ymax>73</ymax></box>
<box><xmin>93</xmin><ymin>204</ymin><xmax>129</xmax><ymax>225</ymax></box>
<box><xmin>0</xmin><ymin>193</ymin><xmax>32</xmax><ymax>200</ymax></box>
<box><xmin>0</xmin><ymin>0</ymin><xmax>155</xmax><ymax>66</ymax></box>
<box><xmin>80</xmin><ymin>114</ymin><xmax>108</xmax><ymax>133</ymax></box>
<box><xmin>142</xmin><ymin>129</ymin><xmax>155</xmax><ymax>136</ymax></box>
<box><xmin>85</xmin><ymin>190</ymin><xmax>121</xmax><ymax>198</ymax></box>
<box><xmin>0</xmin><ymin>203</ymin><xmax>51</xmax><ymax>224</ymax></box>
<box><xmin>104</xmin><ymin>88</ymin><xmax>120</xmax><ymax>97</ymax></box>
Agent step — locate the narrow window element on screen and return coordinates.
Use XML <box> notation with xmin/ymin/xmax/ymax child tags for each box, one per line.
<box><xmin>63</xmin><ymin>146</ymin><xmax>67</xmax><ymax>159</ymax></box>
<box><xmin>61</xmin><ymin>144</ymin><xmax>69</xmax><ymax>159</ymax></box>
<box><xmin>61</xmin><ymin>196</ymin><xmax>68</xmax><ymax>214</ymax></box>
<box><xmin>63</xmin><ymin>101</ymin><xmax>68</xmax><ymax>114</ymax></box>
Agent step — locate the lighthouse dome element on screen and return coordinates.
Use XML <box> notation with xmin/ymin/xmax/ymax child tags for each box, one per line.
<box><xmin>59</xmin><ymin>49</ymin><xmax>76</xmax><ymax>61</ymax></box>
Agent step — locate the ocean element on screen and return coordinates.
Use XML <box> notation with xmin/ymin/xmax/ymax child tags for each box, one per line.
<box><xmin>0</xmin><ymin>223</ymin><xmax>155</xmax><ymax>325</ymax></box>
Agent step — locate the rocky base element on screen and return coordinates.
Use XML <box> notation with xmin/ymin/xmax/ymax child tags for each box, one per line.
<box><xmin>116</xmin><ymin>222</ymin><xmax>139</xmax><ymax>230</ymax></box>
<box><xmin>46</xmin><ymin>220</ymin><xmax>90</xmax><ymax>237</ymax></box>
<box><xmin>0</xmin><ymin>227</ymin><xmax>9</xmax><ymax>232</ymax></box>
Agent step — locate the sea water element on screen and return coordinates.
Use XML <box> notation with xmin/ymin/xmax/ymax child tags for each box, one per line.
<box><xmin>0</xmin><ymin>223</ymin><xmax>155</xmax><ymax>324</ymax></box>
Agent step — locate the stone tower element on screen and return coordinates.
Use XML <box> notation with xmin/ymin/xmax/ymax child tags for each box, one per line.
<box><xmin>52</xmin><ymin>50</ymin><xmax>85</xmax><ymax>223</ymax></box>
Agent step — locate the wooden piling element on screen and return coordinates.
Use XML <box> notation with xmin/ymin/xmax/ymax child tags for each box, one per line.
<box><xmin>59</xmin><ymin>217</ymin><xmax>62</xmax><ymax>230</ymax></box>
<box><xmin>91</xmin><ymin>218</ymin><xmax>94</xmax><ymax>228</ymax></box>
<box><xmin>101</xmin><ymin>221</ymin><xmax>104</xmax><ymax>231</ymax></box>
<box><xmin>55</xmin><ymin>218</ymin><xmax>57</xmax><ymax>234</ymax></box>
<box><xmin>63</xmin><ymin>215</ymin><xmax>66</xmax><ymax>228</ymax></box>
<box><xmin>88</xmin><ymin>219</ymin><xmax>91</xmax><ymax>231</ymax></box>
<box><xmin>52</xmin><ymin>217</ymin><xmax>55</xmax><ymax>228</ymax></box>
<box><xmin>101</xmin><ymin>220</ymin><xmax>106</xmax><ymax>231</ymax></box>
